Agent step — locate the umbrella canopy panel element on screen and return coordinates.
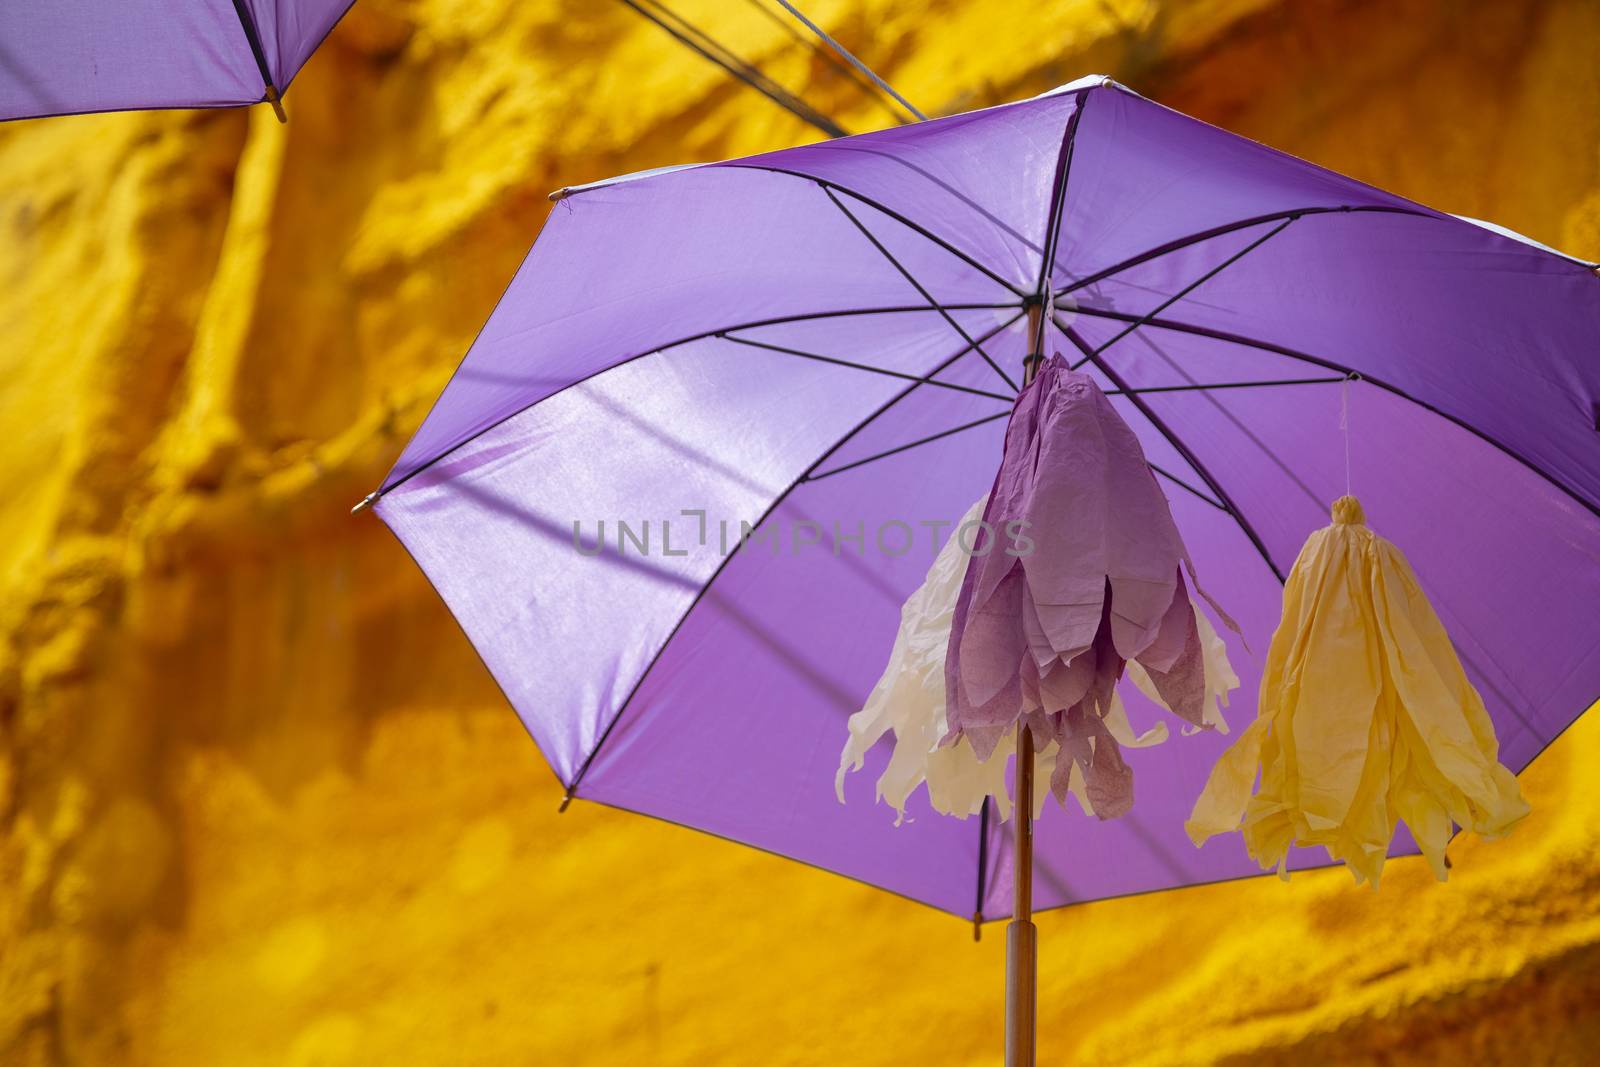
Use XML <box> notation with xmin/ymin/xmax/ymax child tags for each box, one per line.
<box><xmin>0</xmin><ymin>0</ymin><xmax>355</xmax><ymax>120</ymax></box>
<box><xmin>374</xmin><ymin>80</ymin><xmax>1600</xmax><ymax>917</ymax></box>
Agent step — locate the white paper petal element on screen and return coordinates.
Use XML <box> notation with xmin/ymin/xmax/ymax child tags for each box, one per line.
<box><xmin>1125</xmin><ymin>601</ymin><xmax>1238</xmax><ymax>736</ymax></box>
<box><xmin>837</xmin><ymin>498</ymin><xmax>1240</xmax><ymax>823</ymax></box>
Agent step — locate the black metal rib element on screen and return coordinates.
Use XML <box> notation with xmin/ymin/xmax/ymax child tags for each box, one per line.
<box><xmin>374</xmin><ymin>302</ymin><xmax>1019</xmax><ymax>499</ymax></box>
<box><xmin>1054</xmin><ymin>204</ymin><xmax>1433</xmax><ymax>297</ymax></box>
<box><xmin>1035</xmin><ymin>85</ymin><xmax>1091</xmax><ymax>299</ymax></box>
<box><xmin>742</xmin><ymin>0</ymin><xmax>913</xmax><ymax>124</ymax></box>
<box><xmin>376</xmin><ymin>154</ymin><xmax>1040</xmax><ymax>502</ymax></box>
<box><xmin>805</xmin><ymin>143</ymin><xmax>1049</xmax><ymax>268</ymax></box>
<box><xmin>721</xmin><ymin>162</ymin><xmax>1028</xmax><ymax>298</ymax></box>
<box><xmin>1072</xmin><ymin>216</ymin><xmax>1297</xmax><ymax>367</ymax></box>
<box><xmin>228</xmin><ymin>0</ymin><xmax>278</xmax><ymax>96</ymax></box>
<box><xmin>974</xmin><ymin>798</ymin><xmax>991</xmax><ymax>937</ymax></box>
<box><xmin>1059</xmin><ymin>322</ymin><xmax>1287</xmax><ymax>583</ymax></box>
<box><xmin>618</xmin><ymin>0</ymin><xmax>847</xmax><ymax>137</ymax></box>
<box><xmin>825</xmin><ymin>187</ymin><xmax>1019</xmax><ymax>392</ymax></box>
<box><xmin>800</xmin><ymin>404</ymin><xmax>1235</xmax><ymax>496</ymax></box>
<box><xmin>1148</xmin><ymin>463</ymin><xmax>1227</xmax><ymax>510</ymax></box>
<box><xmin>1109</xmin><ymin>376</ymin><xmax>1346</xmax><ymax>396</ymax></box>
<box><xmin>561</xmin><ymin>311</ymin><xmax>1026</xmax><ymax>801</ymax></box>
<box><xmin>1076</xmin><ymin>322</ymin><xmax>1546</xmax><ymax>740</ymax></box>
<box><xmin>721</xmin><ymin>334</ymin><xmax>1016</xmax><ymax>401</ymax></box>
<box><xmin>1067</xmin><ymin>307</ymin><xmax>1600</xmax><ymax>521</ymax></box>
<box><xmin>804</xmin><ymin>410</ymin><xmax>1011</xmax><ymax>481</ymax></box>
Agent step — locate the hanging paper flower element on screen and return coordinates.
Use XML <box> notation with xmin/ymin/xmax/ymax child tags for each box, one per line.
<box><xmin>945</xmin><ymin>356</ymin><xmax>1239</xmax><ymax>818</ymax></box>
<box><xmin>838</xmin><ymin>356</ymin><xmax>1239</xmax><ymax>822</ymax></box>
<box><xmin>835</xmin><ymin>497</ymin><xmax>1180</xmax><ymax>823</ymax></box>
<box><xmin>1186</xmin><ymin>495</ymin><xmax>1530</xmax><ymax>885</ymax></box>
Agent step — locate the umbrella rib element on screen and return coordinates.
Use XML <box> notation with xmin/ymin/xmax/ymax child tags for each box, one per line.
<box><xmin>1066</xmin><ymin>307</ymin><xmax>1600</xmax><ymax>521</ymax></box>
<box><xmin>1109</xmin><ymin>376</ymin><xmax>1347</xmax><ymax>396</ymax></box>
<box><xmin>1071</xmin><ymin>216</ymin><xmax>1298</xmax><ymax>366</ymax></box>
<box><xmin>227</xmin><ymin>0</ymin><xmax>286</xmax><ymax>120</ymax></box>
<box><xmin>1147</xmin><ymin>462</ymin><xmax>1228</xmax><ymax>511</ymax></box>
<box><xmin>1053</xmin><ymin>204</ymin><xmax>1433</xmax><ymax>297</ymax></box>
<box><xmin>802</xmin><ymin>412</ymin><xmax>1225</xmax><ymax>502</ymax></box>
<box><xmin>804</xmin><ymin>410</ymin><xmax>1012</xmax><ymax>481</ymax></box>
<box><xmin>559</xmin><ymin>310</ymin><xmax>1027</xmax><ymax>804</ymax></box>
<box><xmin>719</xmin><ymin>334</ymin><xmax>1017</xmax><ymax>401</ymax></box>
<box><xmin>372</xmin><ymin>302</ymin><xmax>1019</xmax><ymax>501</ymax></box>
<box><xmin>824</xmin><ymin>186</ymin><xmax>1020</xmax><ymax>392</ymax></box>
<box><xmin>1071</xmin><ymin>320</ymin><xmax>1548</xmax><ymax>742</ymax></box>
<box><xmin>721</xmin><ymin>162</ymin><xmax>1029</xmax><ymax>298</ymax></box>
<box><xmin>974</xmin><ymin>798</ymin><xmax>991</xmax><ymax>935</ymax></box>
<box><xmin>1034</xmin><ymin>82</ymin><xmax>1092</xmax><ymax>299</ymax></box>
<box><xmin>1057</xmin><ymin>321</ymin><xmax>1288</xmax><ymax>583</ymax></box>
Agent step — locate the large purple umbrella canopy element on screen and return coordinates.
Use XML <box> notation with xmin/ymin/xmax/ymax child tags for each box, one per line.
<box><xmin>0</xmin><ymin>0</ymin><xmax>354</xmax><ymax>120</ymax></box>
<box><xmin>370</xmin><ymin>77</ymin><xmax>1600</xmax><ymax>920</ymax></box>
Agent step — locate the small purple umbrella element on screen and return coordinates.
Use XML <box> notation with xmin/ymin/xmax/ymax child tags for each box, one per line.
<box><xmin>0</xmin><ymin>1</ymin><xmax>356</xmax><ymax>122</ymax></box>
<box><xmin>361</xmin><ymin>76</ymin><xmax>1600</xmax><ymax>1060</ymax></box>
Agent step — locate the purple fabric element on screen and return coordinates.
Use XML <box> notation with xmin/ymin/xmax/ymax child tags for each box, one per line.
<box><xmin>0</xmin><ymin>0</ymin><xmax>353</xmax><ymax>120</ymax></box>
<box><xmin>942</xmin><ymin>358</ymin><xmax>1213</xmax><ymax>816</ymax></box>
<box><xmin>375</xmin><ymin>80</ymin><xmax>1600</xmax><ymax>918</ymax></box>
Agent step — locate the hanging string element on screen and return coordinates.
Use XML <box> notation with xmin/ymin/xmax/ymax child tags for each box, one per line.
<box><xmin>1341</xmin><ymin>372</ymin><xmax>1360</xmax><ymax>495</ymax></box>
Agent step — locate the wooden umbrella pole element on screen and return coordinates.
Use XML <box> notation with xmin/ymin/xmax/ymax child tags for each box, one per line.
<box><xmin>1006</xmin><ymin>722</ymin><xmax>1037</xmax><ymax>1067</ymax></box>
<box><xmin>1006</xmin><ymin>301</ymin><xmax>1045</xmax><ymax>1067</ymax></box>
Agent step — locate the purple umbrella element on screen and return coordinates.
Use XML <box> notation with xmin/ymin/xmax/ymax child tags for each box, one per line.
<box><xmin>0</xmin><ymin>1</ymin><xmax>356</xmax><ymax>122</ymax></box>
<box><xmin>362</xmin><ymin>75</ymin><xmax>1600</xmax><ymax>1060</ymax></box>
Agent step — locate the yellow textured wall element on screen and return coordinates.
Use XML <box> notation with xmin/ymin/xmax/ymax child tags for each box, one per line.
<box><xmin>3</xmin><ymin>1</ymin><xmax>1599</xmax><ymax>1064</ymax></box>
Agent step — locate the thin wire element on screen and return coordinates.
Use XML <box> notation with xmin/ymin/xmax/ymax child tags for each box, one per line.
<box><xmin>742</xmin><ymin>0</ymin><xmax>913</xmax><ymax>124</ymax></box>
<box><xmin>1341</xmin><ymin>372</ymin><xmax>1360</xmax><ymax>495</ymax></box>
<box><xmin>633</xmin><ymin>0</ymin><xmax>846</xmax><ymax>135</ymax></box>
<box><xmin>617</xmin><ymin>0</ymin><xmax>848</xmax><ymax>137</ymax></box>
<box><xmin>771</xmin><ymin>0</ymin><xmax>928</xmax><ymax>121</ymax></box>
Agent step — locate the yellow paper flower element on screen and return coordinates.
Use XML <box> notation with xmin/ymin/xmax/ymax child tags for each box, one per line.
<box><xmin>1186</xmin><ymin>496</ymin><xmax>1529</xmax><ymax>886</ymax></box>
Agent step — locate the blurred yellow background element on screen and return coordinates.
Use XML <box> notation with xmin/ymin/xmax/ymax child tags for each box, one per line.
<box><xmin>3</xmin><ymin>0</ymin><xmax>1599</xmax><ymax>1063</ymax></box>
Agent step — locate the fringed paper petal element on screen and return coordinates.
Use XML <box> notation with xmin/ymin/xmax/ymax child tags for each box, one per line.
<box><xmin>839</xmin><ymin>358</ymin><xmax>1241</xmax><ymax>824</ymax></box>
<box><xmin>938</xmin><ymin>357</ymin><xmax>1235</xmax><ymax>817</ymax></box>
<box><xmin>1186</xmin><ymin>496</ymin><xmax>1529</xmax><ymax>884</ymax></box>
<box><xmin>1127</xmin><ymin>600</ymin><xmax>1236</xmax><ymax>735</ymax></box>
<box><xmin>835</xmin><ymin>498</ymin><xmax>987</xmax><ymax>820</ymax></box>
